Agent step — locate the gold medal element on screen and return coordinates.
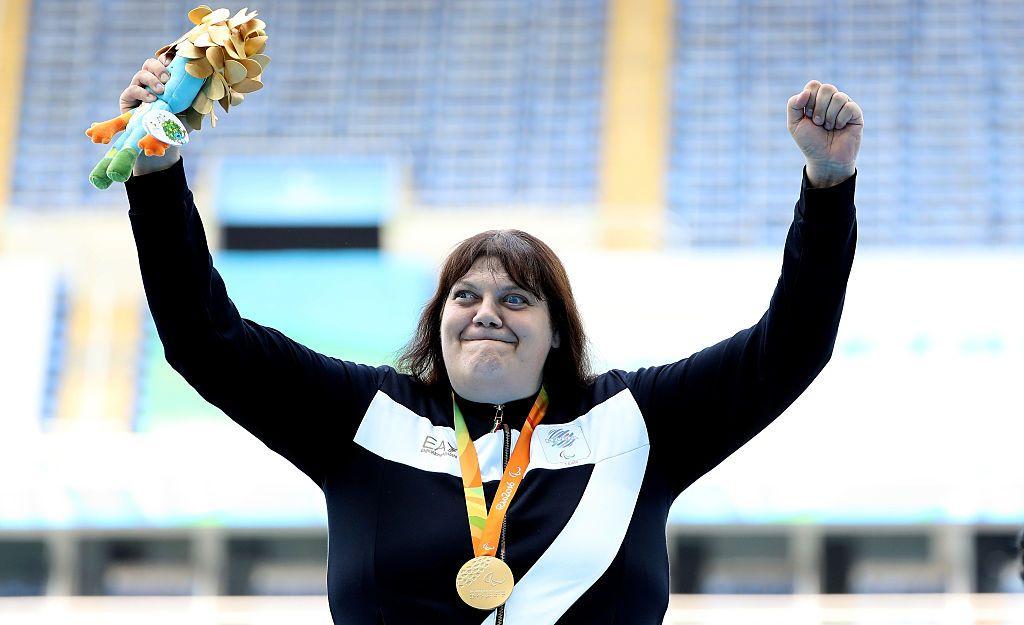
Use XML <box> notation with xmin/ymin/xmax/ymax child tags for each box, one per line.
<box><xmin>455</xmin><ymin>555</ymin><xmax>514</xmax><ymax>610</ymax></box>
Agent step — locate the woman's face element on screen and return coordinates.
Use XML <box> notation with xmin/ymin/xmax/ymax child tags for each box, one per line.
<box><xmin>440</xmin><ymin>257</ymin><xmax>560</xmax><ymax>404</ymax></box>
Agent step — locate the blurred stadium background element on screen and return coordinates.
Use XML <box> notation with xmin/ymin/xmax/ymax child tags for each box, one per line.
<box><xmin>1</xmin><ymin>0</ymin><xmax>1023</xmax><ymax>622</ymax></box>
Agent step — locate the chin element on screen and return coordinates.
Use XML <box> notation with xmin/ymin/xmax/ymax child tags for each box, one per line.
<box><xmin>467</xmin><ymin>360</ymin><xmax>506</xmax><ymax>377</ymax></box>
<box><xmin>455</xmin><ymin>354</ymin><xmax>509</xmax><ymax>379</ymax></box>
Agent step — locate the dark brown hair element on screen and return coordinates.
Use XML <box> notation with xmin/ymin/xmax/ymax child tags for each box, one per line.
<box><xmin>395</xmin><ymin>229</ymin><xmax>594</xmax><ymax>392</ymax></box>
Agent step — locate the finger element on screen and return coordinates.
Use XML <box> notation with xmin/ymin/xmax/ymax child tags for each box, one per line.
<box><xmin>125</xmin><ymin>84</ymin><xmax>157</xmax><ymax>105</ymax></box>
<box><xmin>129</xmin><ymin>71</ymin><xmax>159</xmax><ymax>97</ymax></box>
<box><xmin>133</xmin><ymin>68</ymin><xmax>165</xmax><ymax>98</ymax></box>
<box><xmin>142</xmin><ymin>59</ymin><xmax>169</xmax><ymax>87</ymax></box>
<box><xmin>823</xmin><ymin>92</ymin><xmax>850</xmax><ymax>130</ymax></box>
<box><xmin>144</xmin><ymin>76</ymin><xmax>164</xmax><ymax>96</ymax></box>
<box><xmin>812</xmin><ymin>83</ymin><xmax>837</xmax><ymax>126</ymax></box>
<box><xmin>143</xmin><ymin>57</ymin><xmax>169</xmax><ymax>78</ymax></box>
<box><xmin>835</xmin><ymin>101</ymin><xmax>863</xmax><ymax>129</ymax></box>
<box><xmin>787</xmin><ymin>89</ymin><xmax>811</xmax><ymax>126</ymax></box>
<box><xmin>802</xmin><ymin>80</ymin><xmax>821</xmax><ymax>117</ymax></box>
<box><xmin>129</xmin><ymin>68</ymin><xmax>147</xmax><ymax>87</ymax></box>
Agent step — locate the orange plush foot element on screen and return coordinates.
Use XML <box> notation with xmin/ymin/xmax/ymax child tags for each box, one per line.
<box><xmin>85</xmin><ymin>112</ymin><xmax>131</xmax><ymax>144</ymax></box>
<box><xmin>137</xmin><ymin>134</ymin><xmax>170</xmax><ymax>156</ymax></box>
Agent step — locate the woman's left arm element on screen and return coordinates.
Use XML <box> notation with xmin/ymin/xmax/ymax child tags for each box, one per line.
<box><xmin>623</xmin><ymin>81</ymin><xmax>863</xmax><ymax>496</ymax></box>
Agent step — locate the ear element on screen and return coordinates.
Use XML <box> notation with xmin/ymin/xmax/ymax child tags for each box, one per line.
<box><xmin>551</xmin><ymin>330</ymin><xmax>561</xmax><ymax>349</ymax></box>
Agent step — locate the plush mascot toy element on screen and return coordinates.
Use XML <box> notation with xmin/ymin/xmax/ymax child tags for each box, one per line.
<box><xmin>86</xmin><ymin>5</ymin><xmax>269</xmax><ymax>189</ymax></box>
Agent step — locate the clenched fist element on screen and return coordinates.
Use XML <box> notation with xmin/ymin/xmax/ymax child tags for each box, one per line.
<box><xmin>787</xmin><ymin>80</ymin><xmax>863</xmax><ymax>188</ymax></box>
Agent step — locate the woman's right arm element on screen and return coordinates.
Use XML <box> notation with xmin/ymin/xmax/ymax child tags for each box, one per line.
<box><xmin>122</xmin><ymin>60</ymin><xmax>386</xmax><ymax>490</ymax></box>
<box><xmin>622</xmin><ymin>168</ymin><xmax>857</xmax><ymax>498</ymax></box>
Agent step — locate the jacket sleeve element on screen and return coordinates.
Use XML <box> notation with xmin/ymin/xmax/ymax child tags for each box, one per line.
<box><xmin>124</xmin><ymin>157</ymin><xmax>386</xmax><ymax>490</ymax></box>
<box><xmin>622</xmin><ymin>166</ymin><xmax>858</xmax><ymax>498</ymax></box>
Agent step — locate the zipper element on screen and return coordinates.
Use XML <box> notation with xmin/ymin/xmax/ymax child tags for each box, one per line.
<box><xmin>491</xmin><ymin>403</ymin><xmax>504</xmax><ymax>433</ymax></box>
<box><xmin>499</xmin><ymin>421</ymin><xmax>510</xmax><ymax>561</ymax></box>
<box><xmin>495</xmin><ymin>415</ymin><xmax>511</xmax><ymax>625</ymax></box>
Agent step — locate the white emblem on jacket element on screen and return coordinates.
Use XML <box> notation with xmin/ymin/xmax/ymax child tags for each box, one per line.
<box><xmin>539</xmin><ymin>423</ymin><xmax>591</xmax><ymax>466</ymax></box>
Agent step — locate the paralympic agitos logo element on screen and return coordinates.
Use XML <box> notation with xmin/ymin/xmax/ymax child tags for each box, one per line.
<box><xmin>540</xmin><ymin>425</ymin><xmax>592</xmax><ymax>465</ymax></box>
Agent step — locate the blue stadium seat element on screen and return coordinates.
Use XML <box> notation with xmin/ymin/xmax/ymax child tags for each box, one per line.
<box><xmin>14</xmin><ymin>0</ymin><xmax>605</xmax><ymax>211</ymax></box>
<box><xmin>668</xmin><ymin>0</ymin><xmax>1024</xmax><ymax>246</ymax></box>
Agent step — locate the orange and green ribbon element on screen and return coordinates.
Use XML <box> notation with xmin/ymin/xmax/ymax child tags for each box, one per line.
<box><xmin>452</xmin><ymin>386</ymin><xmax>549</xmax><ymax>558</ymax></box>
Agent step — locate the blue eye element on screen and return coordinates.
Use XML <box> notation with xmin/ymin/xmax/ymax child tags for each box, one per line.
<box><xmin>453</xmin><ymin>290</ymin><xmax>528</xmax><ymax>305</ymax></box>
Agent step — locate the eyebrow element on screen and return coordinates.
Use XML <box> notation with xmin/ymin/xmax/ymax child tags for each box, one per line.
<box><xmin>452</xmin><ymin>280</ymin><xmax>528</xmax><ymax>294</ymax></box>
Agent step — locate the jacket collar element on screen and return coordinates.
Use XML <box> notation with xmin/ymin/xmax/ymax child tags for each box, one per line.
<box><xmin>450</xmin><ymin>386</ymin><xmax>544</xmax><ymax>439</ymax></box>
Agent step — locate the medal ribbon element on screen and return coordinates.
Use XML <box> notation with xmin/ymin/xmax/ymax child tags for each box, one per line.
<box><xmin>452</xmin><ymin>386</ymin><xmax>548</xmax><ymax>558</ymax></box>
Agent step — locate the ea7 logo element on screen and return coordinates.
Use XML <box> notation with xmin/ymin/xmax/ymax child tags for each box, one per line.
<box><xmin>420</xmin><ymin>435</ymin><xmax>457</xmax><ymax>458</ymax></box>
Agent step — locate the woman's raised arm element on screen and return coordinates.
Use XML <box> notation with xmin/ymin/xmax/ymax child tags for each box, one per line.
<box><xmin>125</xmin><ymin>158</ymin><xmax>386</xmax><ymax>489</ymax></box>
<box><xmin>622</xmin><ymin>166</ymin><xmax>857</xmax><ymax>497</ymax></box>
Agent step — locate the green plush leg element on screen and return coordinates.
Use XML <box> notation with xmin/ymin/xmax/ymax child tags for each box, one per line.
<box><xmin>89</xmin><ymin>147</ymin><xmax>119</xmax><ymax>189</ymax></box>
<box><xmin>107</xmin><ymin>146</ymin><xmax>140</xmax><ymax>183</ymax></box>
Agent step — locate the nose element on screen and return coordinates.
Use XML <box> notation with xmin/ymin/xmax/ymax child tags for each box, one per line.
<box><xmin>472</xmin><ymin>296</ymin><xmax>502</xmax><ymax>328</ymax></box>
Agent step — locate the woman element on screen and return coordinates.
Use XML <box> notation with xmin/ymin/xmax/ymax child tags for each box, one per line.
<box><xmin>123</xmin><ymin>55</ymin><xmax>861</xmax><ymax>624</ymax></box>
